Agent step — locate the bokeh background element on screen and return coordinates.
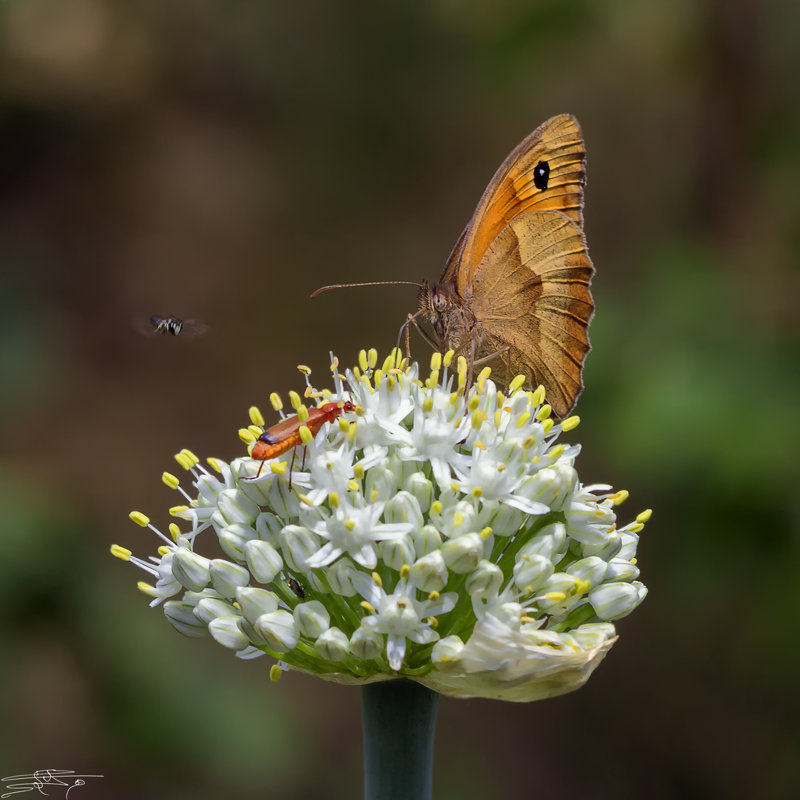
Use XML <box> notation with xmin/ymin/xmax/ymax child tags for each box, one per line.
<box><xmin>1</xmin><ymin>1</ymin><xmax>798</xmax><ymax>798</ymax></box>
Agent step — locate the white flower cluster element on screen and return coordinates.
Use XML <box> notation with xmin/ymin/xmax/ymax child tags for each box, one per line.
<box><xmin>113</xmin><ymin>349</ymin><xmax>650</xmax><ymax>701</ymax></box>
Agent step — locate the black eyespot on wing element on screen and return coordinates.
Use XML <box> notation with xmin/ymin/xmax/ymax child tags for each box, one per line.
<box><xmin>533</xmin><ymin>160</ymin><xmax>550</xmax><ymax>190</ymax></box>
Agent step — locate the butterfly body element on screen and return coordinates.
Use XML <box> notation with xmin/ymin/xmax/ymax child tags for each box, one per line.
<box><xmin>146</xmin><ymin>315</ymin><xmax>208</xmax><ymax>338</ymax></box>
<box><xmin>421</xmin><ymin>114</ymin><xmax>594</xmax><ymax>417</ymax></box>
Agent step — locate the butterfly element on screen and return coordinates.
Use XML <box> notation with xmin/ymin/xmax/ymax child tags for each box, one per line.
<box><xmin>313</xmin><ymin>114</ymin><xmax>594</xmax><ymax>417</ymax></box>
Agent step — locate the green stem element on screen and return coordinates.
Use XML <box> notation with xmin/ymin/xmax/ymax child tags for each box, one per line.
<box><xmin>362</xmin><ymin>680</ymin><xmax>439</xmax><ymax>800</ymax></box>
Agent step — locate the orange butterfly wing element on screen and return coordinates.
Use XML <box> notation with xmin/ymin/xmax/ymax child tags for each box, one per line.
<box><xmin>440</xmin><ymin>114</ymin><xmax>593</xmax><ymax>416</ymax></box>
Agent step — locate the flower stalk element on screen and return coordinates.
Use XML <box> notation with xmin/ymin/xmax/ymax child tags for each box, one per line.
<box><xmin>362</xmin><ymin>680</ymin><xmax>439</xmax><ymax>800</ymax></box>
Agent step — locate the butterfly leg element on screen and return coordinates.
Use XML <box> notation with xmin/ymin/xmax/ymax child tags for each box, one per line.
<box><xmin>472</xmin><ymin>346</ymin><xmax>511</xmax><ymax>388</ymax></box>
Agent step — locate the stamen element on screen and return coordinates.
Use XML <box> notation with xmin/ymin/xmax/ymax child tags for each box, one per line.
<box><xmin>249</xmin><ymin>406</ymin><xmax>265</xmax><ymax>427</ymax></box>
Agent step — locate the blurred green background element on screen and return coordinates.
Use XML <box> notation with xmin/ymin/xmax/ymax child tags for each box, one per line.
<box><xmin>0</xmin><ymin>1</ymin><xmax>798</xmax><ymax>798</ymax></box>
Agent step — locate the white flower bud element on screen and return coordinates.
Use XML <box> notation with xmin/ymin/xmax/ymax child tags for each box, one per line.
<box><xmin>325</xmin><ymin>557</ymin><xmax>359</xmax><ymax>597</ymax></box>
<box><xmin>441</xmin><ymin>533</ymin><xmax>484</xmax><ymax>573</ymax></box>
<box><xmin>487</xmin><ymin>503</ymin><xmax>524</xmax><ymax>537</ymax></box>
<box><xmin>518</xmin><ymin>463</ymin><xmax>577</xmax><ymax>510</ymax></box>
<box><xmin>380</xmin><ymin>536</ymin><xmax>416</xmax><ymax>572</ymax></box>
<box><xmin>384</xmin><ymin>491</ymin><xmax>424</xmax><ymax>530</ymax></box>
<box><xmin>244</xmin><ymin>539</ymin><xmax>284</xmax><ymax>583</ymax></box>
<box><xmin>431</xmin><ymin>635</ymin><xmax>465</xmax><ymax>668</ymax></box>
<box><xmin>294</xmin><ymin>600</ymin><xmax>331</xmax><ymax>638</ymax></box>
<box><xmin>235</xmin><ymin>586</ymin><xmax>279</xmax><ymax>624</ymax></box>
<box><xmin>567</xmin><ymin>557</ymin><xmax>608</xmax><ymax>588</ymax></box>
<box><xmin>217</xmin><ymin>488</ymin><xmax>260</xmax><ymax>525</ymax></box>
<box><xmin>254</xmin><ymin>609</ymin><xmax>299</xmax><ymax>652</ymax></box>
<box><xmin>520</xmin><ymin>522</ymin><xmax>567</xmax><ymax>561</ymax></box>
<box><xmin>280</xmin><ymin>524</ymin><xmax>322</xmax><ymax>571</ymax></box>
<box><xmin>465</xmin><ymin>560</ymin><xmax>503</xmax><ymax>599</ymax></box>
<box><xmin>589</xmin><ymin>581</ymin><xmax>648</xmax><ymax>620</ymax></box>
<box><xmin>605</xmin><ymin>558</ymin><xmax>639</xmax><ymax>582</ymax></box>
<box><xmin>172</xmin><ymin>549</ymin><xmax>211</xmax><ymax>592</ymax></box>
<box><xmin>410</xmin><ymin>550</ymin><xmax>448</xmax><ymax>592</ymax></box>
<box><xmin>350</xmin><ymin>623</ymin><xmax>383</xmax><ymax>660</ymax></box>
<box><xmin>218</xmin><ymin>522</ymin><xmax>256</xmax><ymax>561</ymax></box>
<box><xmin>209</xmin><ymin>559</ymin><xmax>250</xmax><ymax>599</ymax></box>
<box><xmin>163</xmin><ymin>600</ymin><xmax>207</xmax><ymax>637</ymax></box>
<box><xmin>194</xmin><ymin>597</ymin><xmax>238</xmax><ymax>625</ymax></box>
<box><xmin>208</xmin><ymin>616</ymin><xmax>250</xmax><ymax>650</ymax></box>
<box><xmin>255</xmin><ymin>512</ymin><xmax>283</xmax><ymax>547</ymax></box>
<box><xmin>405</xmin><ymin>472</ymin><xmax>433</xmax><ymax>513</ymax></box>
<box><xmin>413</xmin><ymin>524</ymin><xmax>442</xmax><ymax>556</ymax></box>
<box><xmin>512</xmin><ymin>553</ymin><xmax>553</xmax><ymax>591</ymax></box>
<box><xmin>314</xmin><ymin>627</ymin><xmax>349</xmax><ymax>661</ymax></box>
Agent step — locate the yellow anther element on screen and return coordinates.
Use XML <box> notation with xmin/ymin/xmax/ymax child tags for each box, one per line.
<box><xmin>174</xmin><ymin>452</ymin><xmax>193</xmax><ymax>470</ymax></box>
<box><xmin>480</xmin><ymin>526</ymin><xmax>492</xmax><ymax>539</ymax></box>
<box><xmin>330</xmin><ymin>356</ymin><xmax>340</xmax><ymax>372</ymax></box>
<box><xmin>471</xmin><ymin>409</ymin><xmax>483</xmax><ymax>429</ymax></box>
<box><xmin>249</xmin><ymin>406</ymin><xmax>265</xmax><ymax>426</ymax></box>
<box><xmin>397</xmin><ymin>600</ymin><xmax>407</xmax><ymax>609</ymax></box>
<box><xmin>367</xmin><ymin>348</ymin><xmax>378</xmax><ymax>368</ymax></box>
<box><xmin>297</xmin><ymin>405</ymin><xmax>309</xmax><ymax>423</ymax></box>
<box><xmin>494</xmin><ymin>409</ymin><xmax>502</xmax><ymax>427</ymax></box>
<box><xmin>478</xmin><ymin>366</ymin><xmax>492</xmax><ymax>382</ymax></box>
<box><xmin>346</xmin><ymin>423</ymin><xmax>357</xmax><ymax>444</ymax></box>
<box><xmin>129</xmin><ymin>511</ymin><xmax>150</xmax><ymax>527</ymax></box>
<box><xmin>453</xmin><ymin>512</ymin><xmax>464</xmax><ymax>527</ymax></box>
<box><xmin>636</xmin><ymin>508</ymin><xmax>653</xmax><ymax>523</ymax></box>
<box><xmin>449</xmin><ymin>391</ymin><xmax>459</xmax><ymax>406</ymax></box>
<box><xmin>497</xmin><ymin>463</ymin><xmax>506</xmax><ymax>472</ymax></box>
<box><xmin>329</xmin><ymin>492</ymin><xmax>339</xmax><ymax>508</ymax></box>
<box><xmin>239</xmin><ymin>428</ymin><xmax>255</xmax><ymax>444</ymax></box>
<box><xmin>423</xmin><ymin>397</ymin><xmax>434</xmax><ymax>413</ymax></box>
<box><xmin>542</xmin><ymin>418</ymin><xmax>554</xmax><ymax>434</ymax></box>
<box><xmin>370</xmin><ymin>490</ymin><xmax>379</xmax><ymax>503</ymax></box>
<box><xmin>629</xmin><ymin>522</ymin><xmax>645</xmax><ymax>533</ymax></box>
<box><xmin>169</xmin><ymin>505</ymin><xmax>189</xmax><ymax>516</ymax></box>
<box><xmin>471</xmin><ymin>487</ymin><xmax>483</xmax><ymax>498</ymax></box>
<box><xmin>247</xmin><ymin>425</ymin><xmax>262</xmax><ymax>438</ymax></box>
<box><xmin>508</xmin><ymin>374</ymin><xmax>526</xmax><ymax>393</ymax></box>
<box><xmin>450</xmin><ymin>482</ymin><xmax>460</xmax><ymax>493</ymax></box>
<box><xmin>473</xmin><ymin>440</ymin><xmax>486</xmax><ymax>450</ymax></box>
<box><xmin>400</xmin><ymin>564</ymin><xmax>411</xmax><ymax>578</ymax></box>
<box><xmin>561</xmin><ymin>415</ymin><xmax>580</xmax><ymax>431</ymax></box>
<box><xmin>360</xmin><ymin>600</ymin><xmax>376</xmax><ymax>613</ymax></box>
<box><xmin>427</xmin><ymin>369</ymin><xmax>439</xmax><ymax>388</ymax></box>
<box><xmin>137</xmin><ymin>581</ymin><xmax>156</xmax><ymax>595</ymax></box>
<box><xmin>536</xmin><ymin>404</ymin><xmax>552</xmax><ymax>421</ymax></box>
<box><xmin>299</xmin><ymin>494</ymin><xmax>314</xmax><ymax>506</ymax></box>
<box><xmin>353</xmin><ymin>366</ymin><xmax>362</xmax><ymax>380</ymax></box>
<box><xmin>268</xmin><ymin>392</ymin><xmax>283</xmax><ymax>412</ymax></box>
<box><xmin>575</xmin><ymin>578</ymin><xmax>591</xmax><ymax>594</ymax></box>
<box><xmin>353</xmin><ymin>464</ymin><xmax>364</xmax><ymax>479</ymax></box>
<box><xmin>549</xmin><ymin>444</ymin><xmax>564</xmax><ymax>459</ymax></box>
<box><xmin>430</xmin><ymin>351</ymin><xmax>442</xmax><ymax>372</ymax></box>
<box><xmin>339</xmin><ymin>418</ymin><xmax>351</xmax><ymax>435</ymax></box>
<box><xmin>431</xmin><ymin>501</ymin><xmax>442</xmax><ymax>515</ymax></box>
<box><xmin>630</xmin><ymin>557</ymin><xmax>638</xmax><ymax>565</ymax></box>
<box><xmin>345</xmin><ymin>519</ymin><xmax>356</xmax><ymax>531</ymax></box>
<box><xmin>269</xmin><ymin>664</ymin><xmax>283</xmax><ymax>682</ymax></box>
<box><xmin>358</xmin><ymin>349</ymin><xmax>368</xmax><ymax>371</ymax></box>
<box><xmin>110</xmin><ymin>544</ymin><xmax>131</xmax><ymax>560</ymax></box>
<box><xmin>427</xmin><ymin>616</ymin><xmax>439</xmax><ymax>628</ymax></box>
<box><xmin>304</xmin><ymin>386</ymin><xmax>315</xmax><ymax>399</ymax></box>
<box><xmin>532</xmin><ymin>385</ymin><xmax>546</xmax><ymax>406</ymax></box>
<box><xmin>372</xmin><ymin>571</ymin><xmax>383</xmax><ymax>587</ymax></box>
<box><xmin>467</xmin><ymin>395</ymin><xmax>480</xmax><ymax>411</ymax></box>
<box><xmin>373</xmin><ymin>368</ymin><xmax>384</xmax><ymax>387</ymax></box>
<box><xmin>612</xmin><ymin>489</ymin><xmax>630</xmax><ymax>506</ymax></box>
<box><xmin>516</xmin><ymin>411</ymin><xmax>531</xmax><ymax>428</ymax></box>
<box><xmin>288</xmin><ymin>391</ymin><xmax>302</xmax><ymax>411</ymax></box>
<box><xmin>347</xmin><ymin>480</ymin><xmax>359</xmax><ymax>492</ymax></box>
<box><xmin>383</xmin><ymin>353</ymin><xmax>399</xmax><ymax>372</ymax></box>
<box><xmin>428</xmin><ymin>590</ymin><xmax>440</xmax><ymax>602</ymax></box>
<box><xmin>157</xmin><ymin>545</ymin><xmax>171</xmax><ymax>556</ymax></box>
<box><xmin>206</xmin><ymin>457</ymin><xmax>222</xmax><ymax>473</ymax></box>
<box><xmin>180</xmin><ymin>449</ymin><xmax>199</xmax><ymax>465</ymax></box>
<box><xmin>522</xmin><ymin>436</ymin><xmax>536</xmax><ymax>450</ymax></box>
<box><xmin>295</xmin><ymin>424</ymin><xmax>311</xmax><ymax>446</ymax></box>
<box><xmin>544</xmin><ymin>591</ymin><xmax>566</xmax><ymax>602</ymax></box>
<box><xmin>168</xmin><ymin>523</ymin><xmax>181</xmax><ymax>541</ymax></box>
<box><xmin>297</xmin><ymin>364</ymin><xmax>312</xmax><ymax>375</ymax></box>
<box><xmin>270</xmin><ymin>461</ymin><xmax>287</xmax><ymax>475</ymax></box>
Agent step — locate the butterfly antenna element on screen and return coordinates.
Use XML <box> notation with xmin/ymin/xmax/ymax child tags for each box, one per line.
<box><xmin>310</xmin><ymin>280</ymin><xmax>421</xmax><ymax>299</ymax></box>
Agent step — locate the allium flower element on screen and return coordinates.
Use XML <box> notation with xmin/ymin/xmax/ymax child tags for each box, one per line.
<box><xmin>112</xmin><ymin>348</ymin><xmax>650</xmax><ymax>701</ymax></box>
